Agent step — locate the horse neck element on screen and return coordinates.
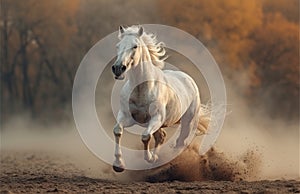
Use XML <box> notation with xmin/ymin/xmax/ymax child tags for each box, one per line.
<box><xmin>128</xmin><ymin>45</ymin><xmax>162</xmax><ymax>87</ymax></box>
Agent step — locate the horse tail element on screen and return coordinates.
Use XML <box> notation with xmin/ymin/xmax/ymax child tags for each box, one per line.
<box><xmin>197</xmin><ymin>103</ymin><xmax>211</xmax><ymax>135</ymax></box>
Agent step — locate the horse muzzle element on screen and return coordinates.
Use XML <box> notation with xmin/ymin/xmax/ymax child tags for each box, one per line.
<box><xmin>112</xmin><ymin>64</ymin><xmax>126</xmax><ymax>80</ymax></box>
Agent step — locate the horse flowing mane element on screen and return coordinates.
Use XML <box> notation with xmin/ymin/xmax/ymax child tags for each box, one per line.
<box><xmin>120</xmin><ymin>26</ymin><xmax>167</xmax><ymax>69</ymax></box>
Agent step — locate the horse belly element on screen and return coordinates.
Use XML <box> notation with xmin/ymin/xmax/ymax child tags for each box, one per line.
<box><xmin>162</xmin><ymin>70</ymin><xmax>198</xmax><ymax>126</ymax></box>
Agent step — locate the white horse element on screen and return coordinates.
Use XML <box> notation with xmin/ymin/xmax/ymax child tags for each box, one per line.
<box><xmin>111</xmin><ymin>25</ymin><xmax>209</xmax><ymax>172</ymax></box>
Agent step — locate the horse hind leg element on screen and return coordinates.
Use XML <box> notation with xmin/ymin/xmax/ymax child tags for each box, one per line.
<box><xmin>142</xmin><ymin>130</ymin><xmax>162</xmax><ymax>163</ymax></box>
<box><xmin>142</xmin><ymin>134</ymin><xmax>155</xmax><ymax>163</ymax></box>
<box><xmin>175</xmin><ymin>111</ymin><xmax>193</xmax><ymax>148</ymax></box>
<box><xmin>152</xmin><ymin>128</ymin><xmax>166</xmax><ymax>160</ymax></box>
<box><xmin>175</xmin><ymin>98</ymin><xmax>200</xmax><ymax>148</ymax></box>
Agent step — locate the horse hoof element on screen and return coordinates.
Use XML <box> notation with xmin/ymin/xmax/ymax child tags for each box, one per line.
<box><xmin>151</xmin><ymin>154</ymin><xmax>158</xmax><ymax>163</ymax></box>
<box><xmin>145</xmin><ymin>153</ymin><xmax>158</xmax><ymax>163</ymax></box>
<box><xmin>113</xmin><ymin>165</ymin><xmax>125</xmax><ymax>172</ymax></box>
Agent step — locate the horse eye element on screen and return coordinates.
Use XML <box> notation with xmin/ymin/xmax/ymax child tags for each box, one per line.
<box><xmin>133</xmin><ymin>45</ymin><xmax>137</xmax><ymax>49</ymax></box>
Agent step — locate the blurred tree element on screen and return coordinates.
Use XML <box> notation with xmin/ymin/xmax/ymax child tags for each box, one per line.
<box><xmin>250</xmin><ymin>13</ymin><xmax>299</xmax><ymax>118</ymax></box>
<box><xmin>158</xmin><ymin>0</ymin><xmax>262</xmax><ymax>69</ymax></box>
<box><xmin>262</xmin><ymin>0</ymin><xmax>299</xmax><ymax>23</ymax></box>
<box><xmin>0</xmin><ymin>0</ymin><xmax>79</xmax><ymax>119</ymax></box>
<box><xmin>0</xmin><ymin>0</ymin><xmax>159</xmax><ymax>122</ymax></box>
<box><xmin>158</xmin><ymin>0</ymin><xmax>299</xmax><ymax>119</ymax></box>
<box><xmin>1</xmin><ymin>0</ymin><xmax>298</xmax><ymax>123</ymax></box>
<box><xmin>75</xmin><ymin>0</ymin><xmax>159</xmax><ymax>48</ymax></box>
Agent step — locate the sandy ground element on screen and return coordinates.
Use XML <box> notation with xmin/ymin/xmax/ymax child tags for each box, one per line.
<box><xmin>1</xmin><ymin>114</ymin><xmax>299</xmax><ymax>193</ymax></box>
<box><xmin>1</xmin><ymin>150</ymin><xmax>299</xmax><ymax>194</ymax></box>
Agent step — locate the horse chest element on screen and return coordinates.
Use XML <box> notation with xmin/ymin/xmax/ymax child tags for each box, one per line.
<box><xmin>128</xmin><ymin>83</ymin><xmax>156</xmax><ymax>124</ymax></box>
<box><xmin>129</xmin><ymin>99</ymin><xmax>151</xmax><ymax>124</ymax></box>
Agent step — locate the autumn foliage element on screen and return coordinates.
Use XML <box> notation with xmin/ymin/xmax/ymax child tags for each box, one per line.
<box><xmin>159</xmin><ymin>0</ymin><xmax>299</xmax><ymax>119</ymax></box>
<box><xmin>0</xmin><ymin>0</ymin><xmax>299</xmax><ymax>122</ymax></box>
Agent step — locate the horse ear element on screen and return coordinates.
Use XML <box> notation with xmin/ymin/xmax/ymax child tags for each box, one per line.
<box><xmin>118</xmin><ymin>26</ymin><xmax>125</xmax><ymax>39</ymax></box>
<box><xmin>119</xmin><ymin>26</ymin><xmax>125</xmax><ymax>34</ymax></box>
<box><xmin>138</xmin><ymin>26</ymin><xmax>143</xmax><ymax>37</ymax></box>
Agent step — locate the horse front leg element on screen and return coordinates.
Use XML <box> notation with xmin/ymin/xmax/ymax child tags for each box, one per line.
<box><xmin>113</xmin><ymin>123</ymin><xmax>125</xmax><ymax>172</ymax></box>
<box><xmin>142</xmin><ymin>108</ymin><xmax>165</xmax><ymax>163</ymax></box>
<box><xmin>113</xmin><ymin>112</ymin><xmax>134</xmax><ymax>172</ymax></box>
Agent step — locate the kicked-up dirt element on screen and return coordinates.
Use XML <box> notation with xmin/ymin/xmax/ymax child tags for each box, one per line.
<box><xmin>1</xmin><ymin>150</ymin><xmax>299</xmax><ymax>194</ymax></box>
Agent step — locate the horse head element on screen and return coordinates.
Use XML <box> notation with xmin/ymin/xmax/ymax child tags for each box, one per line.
<box><xmin>112</xmin><ymin>26</ymin><xmax>144</xmax><ymax>80</ymax></box>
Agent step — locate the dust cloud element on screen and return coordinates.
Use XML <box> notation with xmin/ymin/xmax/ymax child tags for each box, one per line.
<box><xmin>1</xmin><ymin>91</ymin><xmax>299</xmax><ymax>182</ymax></box>
<box><xmin>1</xmin><ymin>63</ymin><xmax>299</xmax><ymax>181</ymax></box>
<box><xmin>119</xmin><ymin>78</ymin><xmax>299</xmax><ymax>182</ymax></box>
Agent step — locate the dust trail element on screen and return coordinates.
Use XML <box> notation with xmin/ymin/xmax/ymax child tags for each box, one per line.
<box><xmin>216</xmin><ymin>82</ymin><xmax>299</xmax><ymax>180</ymax></box>
<box><xmin>118</xmin><ymin>86</ymin><xmax>299</xmax><ymax>182</ymax></box>
<box><xmin>122</xmin><ymin>139</ymin><xmax>261</xmax><ymax>182</ymax></box>
<box><xmin>0</xmin><ymin>116</ymin><xmax>116</xmax><ymax>180</ymax></box>
<box><xmin>118</xmin><ymin>94</ymin><xmax>298</xmax><ymax>182</ymax></box>
<box><xmin>1</xmin><ymin>95</ymin><xmax>299</xmax><ymax>182</ymax></box>
<box><xmin>1</xmin><ymin>112</ymin><xmax>299</xmax><ymax>182</ymax></box>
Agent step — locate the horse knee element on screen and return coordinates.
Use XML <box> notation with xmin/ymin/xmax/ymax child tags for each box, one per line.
<box><xmin>113</xmin><ymin>124</ymin><xmax>123</xmax><ymax>136</ymax></box>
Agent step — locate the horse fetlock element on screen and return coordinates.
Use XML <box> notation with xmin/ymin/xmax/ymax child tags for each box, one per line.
<box><xmin>113</xmin><ymin>124</ymin><xmax>123</xmax><ymax>136</ymax></box>
<box><xmin>141</xmin><ymin>133</ymin><xmax>151</xmax><ymax>142</ymax></box>
<box><xmin>113</xmin><ymin>158</ymin><xmax>125</xmax><ymax>166</ymax></box>
<box><xmin>114</xmin><ymin>151</ymin><xmax>122</xmax><ymax>158</ymax></box>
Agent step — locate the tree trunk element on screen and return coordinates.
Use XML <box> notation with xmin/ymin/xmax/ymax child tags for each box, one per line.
<box><xmin>0</xmin><ymin>0</ymin><xmax>14</xmax><ymax>111</ymax></box>
<box><xmin>20</xmin><ymin>31</ymin><xmax>33</xmax><ymax>110</ymax></box>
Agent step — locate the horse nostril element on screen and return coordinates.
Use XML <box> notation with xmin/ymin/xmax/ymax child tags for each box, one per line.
<box><xmin>121</xmin><ymin>65</ymin><xmax>126</xmax><ymax>72</ymax></box>
<box><xmin>112</xmin><ymin>65</ymin><xmax>116</xmax><ymax>73</ymax></box>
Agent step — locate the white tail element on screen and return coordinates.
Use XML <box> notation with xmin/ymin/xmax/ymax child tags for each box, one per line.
<box><xmin>197</xmin><ymin>104</ymin><xmax>211</xmax><ymax>135</ymax></box>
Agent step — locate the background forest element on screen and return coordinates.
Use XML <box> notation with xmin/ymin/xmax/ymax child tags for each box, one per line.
<box><xmin>1</xmin><ymin>0</ymin><xmax>299</xmax><ymax>126</ymax></box>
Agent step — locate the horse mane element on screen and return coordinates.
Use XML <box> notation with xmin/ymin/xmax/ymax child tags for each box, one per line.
<box><xmin>120</xmin><ymin>26</ymin><xmax>167</xmax><ymax>69</ymax></box>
